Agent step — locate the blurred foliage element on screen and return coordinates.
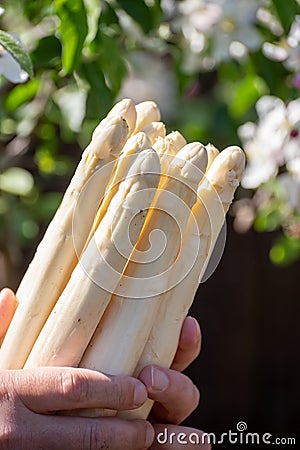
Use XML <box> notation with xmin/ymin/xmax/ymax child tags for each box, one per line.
<box><xmin>0</xmin><ymin>0</ymin><xmax>300</xmax><ymax>279</ymax></box>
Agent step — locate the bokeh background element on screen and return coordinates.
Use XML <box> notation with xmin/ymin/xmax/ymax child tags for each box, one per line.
<box><xmin>0</xmin><ymin>0</ymin><xmax>299</xmax><ymax>447</ymax></box>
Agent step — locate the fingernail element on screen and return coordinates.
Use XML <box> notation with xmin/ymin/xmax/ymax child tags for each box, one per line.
<box><xmin>144</xmin><ymin>423</ymin><xmax>154</xmax><ymax>449</ymax></box>
<box><xmin>150</xmin><ymin>366</ymin><xmax>169</xmax><ymax>392</ymax></box>
<box><xmin>134</xmin><ymin>382</ymin><xmax>147</xmax><ymax>407</ymax></box>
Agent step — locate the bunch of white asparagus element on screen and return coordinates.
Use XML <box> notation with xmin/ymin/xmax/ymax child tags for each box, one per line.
<box><xmin>0</xmin><ymin>98</ymin><xmax>245</xmax><ymax>419</ymax></box>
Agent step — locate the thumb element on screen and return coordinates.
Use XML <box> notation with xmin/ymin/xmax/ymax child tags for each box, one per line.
<box><xmin>0</xmin><ymin>288</ymin><xmax>17</xmax><ymax>341</ymax></box>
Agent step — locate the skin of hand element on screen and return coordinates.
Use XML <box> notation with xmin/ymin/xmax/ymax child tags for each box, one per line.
<box><xmin>0</xmin><ymin>290</ymin><xmax>154</xmax><ymax>449</ymax></box>
<box><xmin>141</xmin><ymin>317</ymin><xmax>211</xmax><ymax>450</ymax></box>
<box><xmin>0</xmin><ymin>366</ymin><xmax>153</xmax><ymax>450</ymax></box>
<box><xmin>0</xmin><ymin>289</ymin><xmax>210</xmax><ymax>449</ymax></box>
<box><xmin>0</xmin><ymin>288</ymin><xmax>15</xmax><ymax>340</ymax></box>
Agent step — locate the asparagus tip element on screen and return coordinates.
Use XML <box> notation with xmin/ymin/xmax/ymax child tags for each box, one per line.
<box><xmin>172</xmin><ymin>142</ymin><xmax>208</xmax><ymax>185</ymax></box>
<box><xmin>107</xmin><ymin>98</ymin><xmax>137</xmax><ymax>134</ymax></box>
<box><xmin>91</xmin><ymin>115</ymin><xmax>129</xmax><ymax>160</ymax></box>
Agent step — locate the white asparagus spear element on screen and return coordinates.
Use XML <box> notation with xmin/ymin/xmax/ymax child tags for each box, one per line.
<box><xmin>82</xmin><ymin>132</ymin><xmax>152</xmax><ymax>251</ymax></box>
<box><xmin>153</xmin><ymin>131</ymin><xmax>187</xmax><ymax>157</ymax></box>
<box><xmin>154</xmin><ymin>131</ymin><xmax>187</xmax><ymax>173</ymax></box>
<box><xmin>206</xmin><ymin>143</ymin><xmax>220</xmax><ymax>169</ymax></box>
<box><xmin>141</xmin><ymin>122</ymin><xmax>166</xmax><ymax>144</ymax></box>
<box><xmin>164</xmin><ymin>131</ymin><xmax>187</xmax><ymax>151</ymax></box>
<box><xmin>106</xmin><ymin>98</ymin><xmax>137</xmax><ymax>135</ymax></box>
<box><xmin>119</xmin><ymin>146</ymin><xmax>245</xmax><ymax>420</ymax></box>
<box><xmin>0</xmin><ymin>114</ymin><xmax>129</xmax><ymax>370</ymax></box>
<box><xmin>102</xmin><ymin>132</ymin><xmax>151</xmax><ymax>208</ymax></box>
<box><xmin>136</xmin><ymin>147</ymin><xmax>245</xmax><ymax>371</ymax></box>
<box><xmin>134</xmin><ymin>101</ymin><xmax>161</xmax><ymax>132</ymax></box>
<box><xmin>78</xmin><ymin>143</ymin><xmax>207</xmax><ymax>417</ymax></box>
<box><xmin>24</xmin><ymin>148</ymin><xmax>160</xmax><ymax>369</ymax></box>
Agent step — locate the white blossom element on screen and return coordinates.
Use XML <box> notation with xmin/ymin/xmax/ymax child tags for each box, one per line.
<box><xmin>262</xmin><ymin>15</ymin><xmax>300</xmax><ymax>72</ymax></box>
<box><xmin>279</xmin><ymin>172</ymin><xmax>300</xmax><ymax>210</ymax></box>
<box><xmin>238</xmin><ymin>96</ymin><xmax>300</xmax><ymax>189</ymax></box>
<box><xmin>173</xmin><ymin>0</ymin><xmax>262</xmax><ymax>71</ymax></box>
<box><xmin>256</xmin><ymin>6</ymin><xmax>283</xmax><ymax>36</ymax></box>
<box><xmin>287</xmin><ymin>157</ymin><xmax>300</xmax><ymax>180</ymax></box>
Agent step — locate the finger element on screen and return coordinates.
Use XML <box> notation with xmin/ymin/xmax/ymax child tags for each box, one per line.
<box><xmin>170</xmin><ymin>316</ymin><xmax>201</xmax><ymax>372</ymax></box>
<box><xmin>0</xmin><ymin>288</ymin><xmax>16</xmax><ymax>340</ymax></box>
<box><xmin>138</xmin><ymin>365</ymin><xmax>200</xmax><ymax>424</ymax></box>
<box><xmin>12</xmin><ymin>415</ymin><xmax>154</xmax><ymax>450</ymax></box>
<box><xmin>10</xmin><ymin>367</ymin><xmax>147</xmax><ymax>413</ymax></box>
<box><xmin>150</xmin><ymin>424</ymin><xmax>211</xmax><ymax>450</ymax></box>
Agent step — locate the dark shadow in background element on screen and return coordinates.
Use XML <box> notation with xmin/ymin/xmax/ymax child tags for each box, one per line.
<box><xmin>183</xmin><ymin>217</ymin><xmax>300</xmax><ymax>447</ymax></box>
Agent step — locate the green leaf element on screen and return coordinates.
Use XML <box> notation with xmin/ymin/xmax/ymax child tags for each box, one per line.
<box><xmin>79</xmin><ymin>61</ymin><xmax>113</xmax><ymax>119</ymax></box>
<box><xmin>0</xmin><ymin>196</ymin><xmax>8</xmax><ymax>215</ymax></box>
<box><xmin>149</xmin><ymin>0</ymin><xmax>163</xmax><ymax>25</ymax></box>
<box><xmin>55</xmin><ymin>0</ymin><xmax>88</xmax><ymax>74</ymax></box>
<box><xmin>254</xmin><ymin>202</ymin><xmax>285</xmax><ymax>232</ymax></box>
<box><xmin>254</xmin><ymin>211</ymin><xmax>280</xmax><ymax>232</ymax></box>
<box><xmin>31</xmin><ymin>36</ymin><xmax>62</xmax><ymax>69</ymax></box>
<box><xmin>0</xmin><ymin>167</ymin><xmax>34</xmax><ymax>196</ymax></box>
<box><xmin>229</xmin><ymin>75</ymin><xmax>268</xmax><ymax>118</ymax></box>
<box><xmin>116</xmin><ymin>0</ymin><xmax>155</xmax><ymax>34</ymax></box>
<box><xmin>21</xmin><ymin>219</ymin><xmax>39</xmax><ymax>239</ymax></box>
<box><xmin>271</xmin><ymin>0</ymin><xmax>300</xmax><ymax>34</ymax></box>
<box><xmin>270</xmin><ymin>235</ymin><xmax>300</xmax><ymax>266</ymax></box>
<box><xmin>34</xmin><ymin>192</ymin><xmax>63</xmax><ymax>221</ymax></box>
<box><xmin>5</xmin><ymin>79</ymin><xmax>40</xmax><ymax>112</ymax></box>
<box><xmin>23</xmin><ymin>0</ymin><xmax>54</xmax><ymax>23</ymax></box>
<box><xmin>0</xmin><ymin>30</ymin><xmax>34</xmax><ymax>78</ymax></box>
<box><xmin>100</xmin><ymin>1</ymin><xmax>119</xmax><ymax>25</ymax></box>
<box><xmin>9</xmin><ymin>206</ymin><xmax>39</xmax><ymax>245</ymax></box>
<box><xmin>98</xmin><ymin>32</ymin><xmax>127</xmax><ymax>93</ymax></box>
<box><xmin>35</xmin><ymin>146</ymin><xmax>71</xmax><ymax>176</ymax></box>
<box><xmin>249</xmin><ymin>50</ymin><xmax>289</xmax><ymax>97</ymax></box>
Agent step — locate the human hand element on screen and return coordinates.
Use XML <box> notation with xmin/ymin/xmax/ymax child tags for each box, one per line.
<box><xmin>0</xmin><ymin>289</ymin><xmax>154</xmax><ymax>449</ymax></box>
<box><xmin>139</xmin><ymin>317</ymin><xmax>211</xmax><ymax>449</ymax></box>
<box><xmin>0</xmin><ymin>366</ymin><xmax>154</xmax><ymax>449</ymax></box>
<box><xmin>0</xmin><ymin>290</ymin><xmax>210</xmax><ymax>448</ymax></box>
<box><xmin>0</xmin><ymin>288</ymin><xmax>15</xmax><ymax>342</ymax></box>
